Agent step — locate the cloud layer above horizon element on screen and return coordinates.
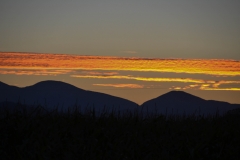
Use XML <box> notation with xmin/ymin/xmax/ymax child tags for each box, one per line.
<box><xmin>1</xmin><ymin>52</ymin><xmax>239</xmax><ymax>75</ymax></box>
<box><xmin>0</xmin><ymin>52</ymin><xmax>240</xmax><ymax>91</ymax></box>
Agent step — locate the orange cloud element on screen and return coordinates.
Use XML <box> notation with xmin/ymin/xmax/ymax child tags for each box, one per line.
<box><xmin>71</xmin><ymin>75</ymin><xmax>212</xmax><ymax>84</ymax></box>
<box><xmin>189</xmin><ymin>84</ymin><xmax>199</xmax><ymax>88</ymax></box>
<box><xmin>181</xmin><ymin>83</ymin><xmax>240</xmax><ymax>91</ymax></box>
<box><xmin>1</xmin><ymin>52</ymin><xmax>239</xmax><ymax>76</ymax></box>
<box><xmin>200</xmin><ymin>85</ymin><xmax>240</xmax><ymax>91</ymax></box>
<box><xmin>81</xmin><ymin>71</ymin><xmax>119</xmax><ymax>76</ymax></box>
<box><xmin>212</xmin><ymin>80</ymin><xmax>240</xmax><ymax>88</ymax></box>
<box><xmin>169</xmin><ymin>86</ymin><xmax>183</xmax><ymax>90</ymax></box>
<box><xmin>0</xmin><ymin>69</ymin><xmax>73</xmax><ymax>76</ymax></box>
<box><xmin>75</xmin><ymin>74</ymin><xmax>240</xmax><ymax>91</ymax></box>
<box><xmin>173</xmin><ymin>87</ymin><xmax>182</xmax><ymax>90</ymax></box>
<box><xmin>93</xmin><ymin>83</ymin><xmax>144</xmax><ymax>88</ymax></box>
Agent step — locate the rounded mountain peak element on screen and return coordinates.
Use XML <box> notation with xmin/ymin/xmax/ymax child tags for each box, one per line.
<box><xmin>25</xmin><ymin>80</ymin><xmax>84</xmax><ymax>91</ymax></box>
<box><xmin>157</xmin><ymin>90</ymin><xmax>204</xmax><ymax>102</ymax></box>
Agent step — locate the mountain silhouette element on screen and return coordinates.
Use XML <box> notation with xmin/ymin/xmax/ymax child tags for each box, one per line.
<box><xmin>1</xmin><ymin>81</ymin><xmax>240</xmax><ymax>117</ymax></box>
<box><xmin>0</xmin><ymin>81</ymin><xmax>19</xmax><ymax>90</ymax></box>
<box><xmin>0</xmin><ymin>80</ymin><xmax>139</xmax><ymax>115</ymax></box>
<box><xmin>140</xmin><ymin>91</ymin><xmax>240</xmax><ymax>116</ymax></box>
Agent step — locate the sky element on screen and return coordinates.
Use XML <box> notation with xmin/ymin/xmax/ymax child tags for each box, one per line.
<box><xmin>0</xmin><ymin>1</ymin><xmax>240</xmax><ymax>104</ymax></box>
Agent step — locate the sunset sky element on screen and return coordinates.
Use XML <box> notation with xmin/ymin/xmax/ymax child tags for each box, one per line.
<box><xmin>0</xmin><ymin>1</ymin><xmax>240</xmax><ymax>104</ymax></box>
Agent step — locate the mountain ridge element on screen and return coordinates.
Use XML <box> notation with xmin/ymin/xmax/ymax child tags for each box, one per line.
<box><xmin>1</xmin><ymin>80</ymin><xmax>239</xmax><ymax>116</ymax></box>
<box><xmin>0</xmin><ymin>80</ymin><xmax>139</xmax><ymax>115</ymax></box>
<box><xmin>140</xmin><ymin>90</ymin><xmax>240</xmax><ymax>116</ymax></box>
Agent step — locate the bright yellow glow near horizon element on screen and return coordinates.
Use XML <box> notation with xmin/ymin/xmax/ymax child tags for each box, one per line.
<box><xmin>0</xmin><ymin>52</ymin><xmax>239</xmax><ymax>76</ymax></box>
<box><xmin>0</xmin><ymin>52</ymin><xmax>240</xmax><ymax>91</ymax></box>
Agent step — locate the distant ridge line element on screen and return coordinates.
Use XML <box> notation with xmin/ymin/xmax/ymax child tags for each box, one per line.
<box><xmin>1</xmin><ymin>80</ymin><xmax>240</xmax><ymax>116</ymax></box>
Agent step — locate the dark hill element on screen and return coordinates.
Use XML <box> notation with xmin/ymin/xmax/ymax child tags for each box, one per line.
<box><xmin>1</xmin><ymin>81</ymin><xmax>240</xmax><ymax>117</ymax></box>
<box><xmin>151</xmin><ymin>90</ymin><xmax>204</xmax><ymax>103</ymax></box>
<box><xmin>0</xmin><ymin>80</ymin><xmax>139</xmax><ymax>115</ymax></box>
<box><xmin>26</xmin><ymin>80</ymin><xmax>84</xmax><ymax>92</ymax></box>
<box><xmin>0</xmin><ymin>81</ymin><xmax>19</xmax><ymax>90</ymax></box>
<box><xmin>140</xmin><ymin>91</ymin><xmax>240</xmax><ymax>116</ymax></box>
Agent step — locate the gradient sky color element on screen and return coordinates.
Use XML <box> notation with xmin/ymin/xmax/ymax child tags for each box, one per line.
<box><xmin>1</xmin><ymin>52</ymin><xmax>240</xmax><ymax>104</ymax></box>
<box><xmin>1</xmin><ymin>1</ymin><xmax>240</xmax><ymax>59</ymax></box>
<box><xmin>0</xmin><ymin>1</ymin><xmax>240</xmax><ymax>104</ymax></box>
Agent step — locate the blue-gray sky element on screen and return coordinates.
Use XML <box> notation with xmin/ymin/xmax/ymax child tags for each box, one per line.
<box><xmin>1</xmin><ymin>0</ymin><xmax>240</xmax><ymax>59</ymax></box>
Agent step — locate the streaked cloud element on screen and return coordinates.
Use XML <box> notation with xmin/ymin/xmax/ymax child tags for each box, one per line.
<box><xmin>175</xmin><ymin>83</ymin><xmax>240</xmax><ymax>91</ymax></box>
<box><xmin>200</xmin><ymin>84</ymin><xmax>240</xmax><ymax>91</ymax></box>
<box><xmin>81</xmin><ymin>71</ymin><xmax>119</xmax><ymax>76</ymax></box>
<box><xmin>189</xmin><ymin>84</ymin><xmax>199</xmax><ymax>88</ymax></box>
<box><xmin>0</xmin><ymin>68</ymin><xmax>118</xmax><ymax>77</ymax></box>
<box><xmin>1</xmin><ymin>52</ymin><xmax>239</xmax><ymax>76</ymax></box>
<box><xmin>71</xmin><ymin>74</ymin><xmax>213</xmax><ymax>84</ymax></box>
<box><xmin>1</xmin><ymin>52</ymin><xmax>239</xmax><ymax>91</ymax></box>
<box><xmin>72</xmin><ymin>74</ymin><xmax>240</xmax><ymax>91</ymax></box>
<box><xmin>0</xmin><ymin>69</ymin><xmax>73</xmax><ymax>76</ymax></box>
<box><xmin>200</xmin><ymin>88</ymin><xmax>240</xmax><ymax>91</ymax></box>
<box><xmin>93</xmin><ymin>83</ymin><xmax>144</xmax><ymax>88</ymax></box>
<box><xmin>169</xmin><ymin>86</ymin><xmax>183</xmax><ymax>90</ymax></box>
<box><xmin>212</xmin><ymin>80</ymin><xmax>240</xmax><ymax>88</ymax></box>
<box><xmin>173</xmin><ymin>87</ymin><xmax>182</xmax><ymax>90</ymax></box>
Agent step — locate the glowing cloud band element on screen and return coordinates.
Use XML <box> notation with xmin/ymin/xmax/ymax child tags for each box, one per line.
<box><xmin>93</xmin><ymin>84</ymin><xmax>144</xmax><ymax>88</ymax></box>
<box><xmin>1</xmin><ymin>52</ymin><xmax>239</xmax><ymax>76</ymax></box>
<box><xmin>71</xmin><ymin>75</ymin><xmax>211</xmax><ymax>84</ymax></box>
